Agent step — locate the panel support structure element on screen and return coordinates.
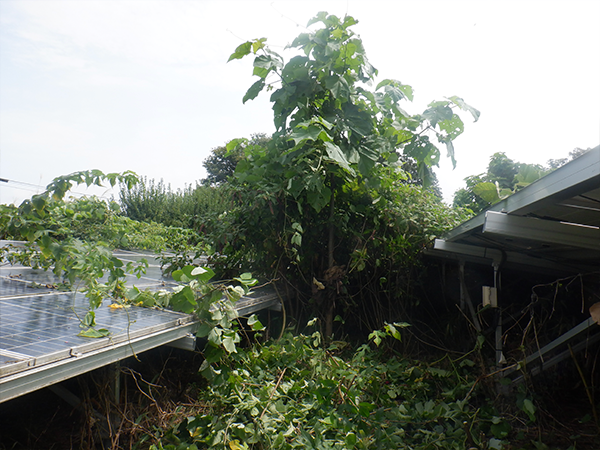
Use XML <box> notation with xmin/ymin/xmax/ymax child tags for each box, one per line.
<box><xmin>483</xmin><ymin>211</ymin><xmax>600</xmax><ymax>250</ymax></box>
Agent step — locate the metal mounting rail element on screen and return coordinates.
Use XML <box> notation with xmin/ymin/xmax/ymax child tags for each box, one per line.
<box><xmin>503</xmin><ymin>317</ymin><xmax>599</xmax><ymax>382</ymax></box>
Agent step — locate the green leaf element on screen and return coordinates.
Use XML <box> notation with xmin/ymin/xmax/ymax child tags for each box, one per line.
<box><xmin>445</xmin><ymin>140</ymin><xmax>456</xmax><ymax>169</ymax></box>
<box><xmin>307</xmin><ymin>11</ymin><xmax>329</xmax><ymax>28</ymax></box>
<box><xmin>289</xmin><ymin>125</ymin><xmax>329</xmax><ymax>146</ymax></box>
<box><xmin>82</xmin><ymin>311</ymin><xmax>96</xmax><ymax>327</ymax></box>
<box><xmin>385</xmin><ymin>322</ymin><xmax>402</xmax><ymax>341</ymax></box>
<box><xmin>171</xmin><ymin>286</ymin><xmax>196</xmax><ymax>314</ymax></box>
<box><xmin>516</xmin><ymin>163</ymin><xmax>544</xmax><ymax>184</ymax></box>
<box><xmin>324</xmin><ymin>142</ymin><xmax>353</xmax><ymax>173</ymax></box>
<box><xmin>196</xmin><ymin>323</ymin><xmax>213</xmax><ymax>338</ymax></box>
<box><xmin>253</xmin><ymin>54</ymin><xmax>282</xmax><ymax>79</ymax></box>
<box><xmin>306</xmin><ymin>185</ymin><xmax>331</xmax><ymax>213</ymax></box>
<box><xmin>226</xmin><ymin>137</ymin><xmax>248</xmax><ymax>152</ymax></box>
<box><xmin>448</xmin><ymin>95</ymin><xmax>481</xmax><ymax>122</ymax></box>
<box><xmin>438</xmin><ymin>114</ymin><xmax>464</xmax><ymax>140</ymax></box>
<box><xmin>78</xmin><ymin>327</ymin><xmax>110</xmax><ymax>338</ymax></box>
<box><xmin>247</xmin><ymin>314</ymin><xmax>265</xmax><ymax>331</ymax></box>
<box><xmin>398</xmin><ymin>84</ymin><xmax>414</xmax><ymax>102</ymax></box>
<box><xmin>405</xmin><ymin>137</ymin><xmax>440</xmax><ymax>167</ymax></box>
<box><xmin>358</xmin><ymin>402</ymin><xmax>375</xmax><ymax>417</ymax></box>
<box><xmin>488</xmin><ymin>438</ymin><xmax>504</xmax><ymax>450</ymax></box>
<box><xmin>291</xmin><ymin>232</ymin><xmax>302</xmax><ymax>246</ymax></box>
<box><xmin>223</xmin><ymin>334</ymin><xmax>238</xmax><ymax>353</ymax></box>
<box><xmin>251</xmin><ymin>37</ymin><xmax>267</xmax><ymax>54</ymax></box>
<box><xmin>31</xmin><ymin>195</ymin><xmax>47</xmax><ymax>213</ymax></box>
<box><xmin>423</xmin><ymin>103</ymin><xmax>453</xmax><ymax>127</ymax></box>
<box><xmin>243</xmin><ymin>79</ymin><xmax>265</xmax><ymax>104</ymax></box>
<box><xmin>522</xmin><ymin>398</ymin><xmax>537</xmax><ymax>422</ymax></box>
<box><xmin>473</xmin><ymin>182</ymin><xmax>500</xmax><ymax>204</ymax></box>
<box><xmin>234</xmin><ymin>272</ymin><xmax>258</xmax><ymax>287</ymax></box>
<box><xmin>228</xmin><ymin>41</ymin><xmax>252</xmax><ymax>62</ymax></box>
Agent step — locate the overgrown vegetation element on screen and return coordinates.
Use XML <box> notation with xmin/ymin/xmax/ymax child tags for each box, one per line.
<box><xmin>453</xmin><ymin>148</ymin><xmax>592</xmax><ymax>213</ymax></box>
<box><xmin>205</xmin><ymin>12</ymin><xmax>478</xmax><ymax>338</ymax></box>
<box><xmin>151</xmin><ymin>326</ymin><xmax>515</xmax><ymax>450</ymax></box>
<box><xmin>1</xmin><ymin>11</ymin><xmax>598</xmax><ymax>450</ymax></box>
<box><xmin>1</xmin><ymin>170</ymin><xmax>216</xmax><ymax>337</ymax></box>
<box><xmin>119</xmin><ymin>177</ymin><xmax>231</xmax><ymax>232</ymax></box>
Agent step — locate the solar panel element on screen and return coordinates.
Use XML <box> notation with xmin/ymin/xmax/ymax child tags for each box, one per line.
<box><xmin>0</xmin><ymin>247</ymin><xmax>280</xmax><ymax>402</ymax></box>
<box><xmin>0</xmin><ymin>274</ymin><xmax>193</xmax><ymax>379</ymax></box>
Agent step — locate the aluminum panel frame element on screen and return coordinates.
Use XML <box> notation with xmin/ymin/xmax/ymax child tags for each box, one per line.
<box><xmin>0</xmin><ymin>321</ymin><xmax>197</xmax><ymax>403</ymax></box>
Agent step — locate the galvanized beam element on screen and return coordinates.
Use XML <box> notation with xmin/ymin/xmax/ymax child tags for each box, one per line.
<box><xmin>445</xmin><ymin>145</ymin><xmax>600</xmax><ymax>242</ymax></box>
<box><xmin>504</xmin><ymin>317</ymin><xmax>599</xmax><ymax>380</ymax></box>
<box><xmin>483</xmin><ymin>211</ymin><xmax>600</xmax><ymax>251</ymax></box>
<box><xmin>427</xmin><ymin>239</ymin><xmax>590</xmax><ymax>274</ymax></box>
<box><xmin>430</xmin><ymin>240</ymin><xmax>504</xmax><ymax>265</ymax></box>
<box><xmin>511</xmin><ymin>330</ymin><xmax>600</xmax><ymax>384</ymax></box>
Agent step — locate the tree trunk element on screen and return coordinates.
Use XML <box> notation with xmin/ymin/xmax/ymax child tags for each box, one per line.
<box><xmin>325</xmin><ymin>174</ymin><xmax>335</xmax><ymax>339</ymax></box>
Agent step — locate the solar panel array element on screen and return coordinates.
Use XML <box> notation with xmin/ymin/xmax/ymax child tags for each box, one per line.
<box><xmin>0</xmin><ymin>258</ymin><xmax>192</xmax><ymax>379</ymax></box>
<box><xmin>0</xmin><ymin>247</ymin><xmax>280</xmax><ymax>398</ymax></box>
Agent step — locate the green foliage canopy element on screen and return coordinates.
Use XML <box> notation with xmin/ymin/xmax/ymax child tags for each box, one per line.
<box><xmin>230</xmin><ymin>13</ymin><xmax>479</xmax><ymax>196</ymax></box>
<box><xmin>212</xmin><ymin>13</ymin><xmax>477</xmax><ymax>336</ymax></box>
<box><xmin>452</xmin><ymin>148</ymin><xmax>594</xmax><ymax>214</ymax></box>
<box><xmin>202</xmin><ymin>133</ymin><xmax>271</xmax><ymax>186</ymax></box>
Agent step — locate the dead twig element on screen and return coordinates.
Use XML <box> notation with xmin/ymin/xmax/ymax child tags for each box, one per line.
<box><xmin>259</xmin><ymin>368</ymin><xmax>287</xmax><ymax>420</ymax></box>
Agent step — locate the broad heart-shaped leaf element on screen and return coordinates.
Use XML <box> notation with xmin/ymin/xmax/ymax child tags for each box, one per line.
<box><xmin>324</xmin><ymin>74</ymin><xmax>350</xmax><ymax>99</ymax></box>
<box><xmin>448</xmin><ymin>96</ymin><xmax>481</xmax><ymax>122</ymax></box>
<box><xmin>473</xmin><ymin>181</ymin><xmax>500</xmax><ymax>204</ymax></box>
<box><xmin>286</xmin><ymin>177</ymin><xmax>304</xmax><ymax>199</ymax></box>
<box><xmin>384</xmin><ymin>322</ymin><xmax>403</xmax><ymax>341</ymax></box>
<box><xmin>422</xmin><ymin>103</ymin><xmax>453</xmax><ymax>127</ymax></box>
<box><xmin>251</xmin><ymin>37</ymin><xmax>267</xmax><ymax>54</ymax></box>
<box><xmin>398</xmin><ymin>84</ymin><xmax>413</xmax><ymax>102</ymax></box>
<box><xmin>31</xmin><ymin>194</ymin><xmax>47</xmax><ymax>213</ymax></box>
<box><xmin>289</xmin><ymin>125</ymin><xmax>332</xmax><ymax>146</ymax></box>
<box><xmin>438</xmin><ymin>114</ymin><xmax>464</xmax><ymax>140</ymax></box>
<box><xmin>173</xmin><ymin>264</ymin><xmax>215</xmax><ymax>283</ymax></box>
<box><xmin>289</xmin><ymin>125</ymin><xmax>321</xmax><ymax>145</ymax></box>
<box><xmin>170</xmin><ymin>285</ymin><xmax>196</xmax><ymax>314</ymax></box>
<box><xmin>247</xmin><ymin>314</ymin><xmax>265</xmax><ymax>331</ymax></box>
<box><xmin>522</xmin><ymin>398</ymin><xmax>537</xmax><ymax>422</ymax></box>
<box><xmin>228</xmin><ymin>41</ymin><xmax>252</xmax><ymax>62</ymax></box>
<box><xmin>307</xmin><ymin>11</ymin><xmax>329</xmax><ymax>27</ymax></box>
<box><xmin>324</xmin><ymin>142</ymin><xmax>354</xmax><ymax>174</ymax></box>
<box><xmin>376</xmin><ymin>79</ymin><xmax>414</xmax><ymax>101</ymax></box>
<box><xmin>222</xmin><ymin>334</ymin><xmax>237</xmax><ymax>353</ymax></box>
<box><xmin>404</xmin><ymin>136</ymin><xmax>440</xmax><ymax>167</ymax></box>
<box><xmin>195</xmin><ymin>322</ymin><xmax>213</xmax><ymax>338</ymax></box>
<box><xmin>78</xmin><ymin>327</ymin><xmax>110</xmax><ymax>338</ymax></box>
<box><xmin>515</xmin><ymin>163</ymin><xmax>544</xmax><ymax>184</ymax></box>
<box><xmin>243</xmin><ymin>79</ymin><xmax>265</xmax><ymax>104</ymax></box>
<box><xmin>226</xmin><ymin>137</ymin><xmax>248</xmax><ymax>152</ymax></box>
<box><xmin>306</xmin><ymin>185</ymin><xmax>332</xmax><ymax>213</ymax></box>
<box><xmin>252</xmin><ymin>54</ymin><xmax>282</xmax><ymax>79</ymax></box>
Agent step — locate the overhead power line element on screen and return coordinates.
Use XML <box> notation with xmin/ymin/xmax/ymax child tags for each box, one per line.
<box><xmin>0</xmin><ymin>177</ymin><xmax>115</xmax><ymax>199</ymax></box>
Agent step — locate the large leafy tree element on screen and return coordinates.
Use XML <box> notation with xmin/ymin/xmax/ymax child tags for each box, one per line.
<box><xmin>221</xmin><ymin>13</ymin><xmax>477</xmax><ymax>336</ymax></box>
<box><xmin>453</xmin><ymin>152</ymin><xmax>549</xmax><ymax>213</ymax></box>
<box><xmin>202</xmin><ymin>133</ymin><xmax>270</xmax><ymax>185</ymax></box>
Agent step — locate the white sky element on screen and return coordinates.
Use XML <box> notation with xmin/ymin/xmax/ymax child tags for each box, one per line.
<box><xmin>1</xmin><ymin>0</ymin><xmax>599</xmax><ymax>206</ymax></box>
